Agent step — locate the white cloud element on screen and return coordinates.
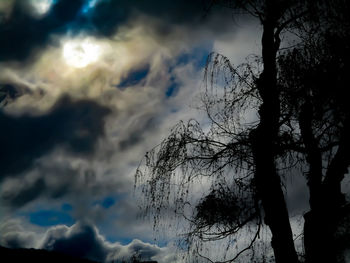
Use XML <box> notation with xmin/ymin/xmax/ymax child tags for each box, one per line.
<box><xmin>29</xmin><ymin>0</ymin><xmax>55</xmax><ymax>17</ymax></box>
<box><xmin>0</xmin><ymin>219</ymin><xmax>179</xmax><ymax>263</ymax></box>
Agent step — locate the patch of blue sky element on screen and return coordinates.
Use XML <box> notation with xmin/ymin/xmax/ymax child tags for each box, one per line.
<box><xmin>116</xmin><ymin>66</ymin><xmax>150</xmax><ymax>89</ymax></box>
<box><xmin>61</xmin><ymin>203</ymin><xmax>73</xmax><ymax>211</ymax></box>
<box><xmin>29</xmin><ymin>209</ymin><xmax>75</xmax><ymax>227</ymax></box>
<box><xmin>92</xmin><ymin>195</ymin><xmax>123</xmax><ymax>209</ymax></box>
<box><xmin>165</xmin><ymin>43</ymin><xmax>212</xmax><ymax>99</ymax></box>
<box><xmin>165</xmin><ymin>81</ymin><xmax>178</xmax><ymax>98</ymax></box>
<box><xmin>114</xmin><ymin>237</ymin><xmax>133</xmax><ymax>245</ymax></box>
<box><xmin>175</xmin><ymin>43</ymin><xmax>213</xmax><ymax>70</ymax></box>
<box><xmin>81</xmin><ymin>0</ymin><xmax>101</xmax><ymax>14</ymax></box>
<box><xmin>101</xmin><ymin>196</ymin><xmax>115</xmax><ymax>209</ymax></box>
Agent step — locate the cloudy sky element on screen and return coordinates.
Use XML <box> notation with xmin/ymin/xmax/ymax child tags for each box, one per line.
<box><xmin>0</xmin><ymin>1</ymin><xmax>302</xmax><ymax>262</ymax></box>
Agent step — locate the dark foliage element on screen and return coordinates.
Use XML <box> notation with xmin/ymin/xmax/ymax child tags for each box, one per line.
<box><xmin>136</xmin><ymin>0</ymin><xmax>350</xmax><ymax>262</ymax></box>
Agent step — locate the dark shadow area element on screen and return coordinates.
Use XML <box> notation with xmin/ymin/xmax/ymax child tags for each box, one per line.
<box><xmin>0</xmin><ymin>246</ymin><xmax>98</xmax><ymax>263</ymax></box>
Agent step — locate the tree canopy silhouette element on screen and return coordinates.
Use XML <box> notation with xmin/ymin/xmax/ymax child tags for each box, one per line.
<box><xmin>277</xmin><ymin>1</ymin><xmax>350</xmax><ymax>261</ymax></box>
<box><xmin>136</xmin><ymin>0</ymin><xmax>350</xmax><ymax>262</ymax></box>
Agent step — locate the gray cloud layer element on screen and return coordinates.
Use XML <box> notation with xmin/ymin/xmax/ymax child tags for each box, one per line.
<box><xmin>0</xmin><ymin>95</ymin><xmax>111</xmax><ymax>177</ymax></box>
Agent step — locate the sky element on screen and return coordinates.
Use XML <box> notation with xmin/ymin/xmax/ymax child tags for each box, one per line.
<box><xmin>0</xmin><ymin>1</ymin><xmax>311</xmax><ymax>262</ymax></box>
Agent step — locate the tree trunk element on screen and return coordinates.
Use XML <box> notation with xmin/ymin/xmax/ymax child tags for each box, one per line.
<box><xmin>298</xmin><ymin>99</ymin><xmax>337</xmax><ymax>262</ymax></box>
<box><xmin>250</xmin><ymin>10</ymin><xmax>299</xmax><ymax>263</ymax></box>
<box><xmin>301</xmin><ymin>107</ymin><xmax>350</xmax><ymax>262</ymax></box>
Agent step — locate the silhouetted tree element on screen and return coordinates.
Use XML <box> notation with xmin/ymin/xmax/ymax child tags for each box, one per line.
<box><xmin>277</xmin><ymin>1</ymin><xmax>350</xmax><ymax>261</ymax></box>
<box><xmin>136</xmin><ymin>0</ymin><xmax>350</xmax><ymax>262</ymax></box>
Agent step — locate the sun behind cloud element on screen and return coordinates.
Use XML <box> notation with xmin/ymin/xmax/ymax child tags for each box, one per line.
<box><xmin>63</xmin><ymin>38</ymin><xmax>102</xmax><ymax>68</ymax></box>
<box><xmin>29</xmin><ymin>0</ymin><xmax>55</xmax><ymax>17</ymax></box>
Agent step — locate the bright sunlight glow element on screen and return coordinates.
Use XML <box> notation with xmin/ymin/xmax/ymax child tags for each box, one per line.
<box><xmin>30</xmin><ymin>0</ymin><xmax>55</xmax><ymax>16</ymax></box>
<box><xmin>63</xmin><ymin>38</ymin><xmax>102</xmax><ymax>68</ymax></box>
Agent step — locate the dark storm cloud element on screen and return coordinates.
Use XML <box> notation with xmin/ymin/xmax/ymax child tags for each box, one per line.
<box><xmin>0</xmin><ymin>83</ymin><xmax>31</xmax><ymax>100</ymax></box>
<box><xmin>0</xmin><ymin>95</ymin><xmax>111</xmax><ymax>177</ymax></box>
<box><xmin>1</xmin><ymin>166</ymin><xmax>76</xmax><ymax>207</ymax></box>
<box><xmin>1</xmin><ymin>177</ymin><xmax>46</xmax><ymax>208</ymax></box>
<box><xmin>1</xmin><ymin>234</ymin><xmax>33</xmax><ymax>249</ymax></box>
<box><xmin>1</xmin><ymin>221</ymin><xmax>168</xmax><ymax>262</ymax></box>
<box><xmin>0</xmin><ymin>162</ymin><xmax>117</xmax><ymax>209</ymax></box>
<box><xmin>0</xmin><ymin>220</ymin><xmax>37</xmax><ymax>249</ymax></box>
<box><xmin>84</xmin><ymin>0</ymin><xmax>212</xmax><ymax>36</ymax></box>
<box><xmin>41</xmin><ymin>222</ymin><xmax>165</xmax><ymax>262</ymax></box>
<box><xmin>0</xmin><ymin>0</ymin><xmax>219</xmax><ymax>62</ymax></box>
<box><xmin>42</xmin><ymin>222</ymin><xmax>108</xmax><ymax>262</ymax></box>
<box><xmin>0</xmin><ymin>0</ymin><xmax>85</xmax><ymax>61</ymax></box>
<box><xmin>0</xmin><ymin>83</ymin><xmax>32</xmax><ymax>106</ymax></box>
